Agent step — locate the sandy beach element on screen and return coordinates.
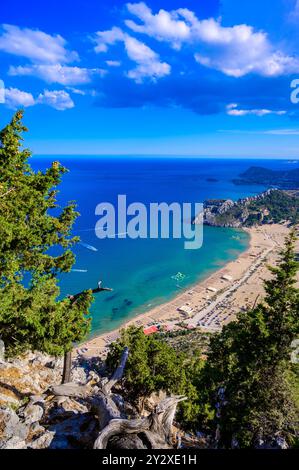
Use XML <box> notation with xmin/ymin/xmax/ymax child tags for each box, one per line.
<box><xmin>78</xmin><ymin>224</ymin><xmax>296</xmax><ymax>358</ymax></box>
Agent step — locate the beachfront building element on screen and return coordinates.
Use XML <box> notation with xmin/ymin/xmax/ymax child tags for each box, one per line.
<box><xmin>177</xmin><ymin>305</ymin><xmax>193</xmax><ymax>317</ymax></box>
<box><xmin>207</xmin><ymin>286</ymin><xmax>217</xmax><ymax>293</ymax></box>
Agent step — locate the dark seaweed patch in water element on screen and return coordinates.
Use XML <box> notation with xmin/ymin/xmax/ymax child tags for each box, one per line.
<box><xmin>105</xmin><ymin>293</ymin><xmax>118</xmax><ymax>302</ymax></box>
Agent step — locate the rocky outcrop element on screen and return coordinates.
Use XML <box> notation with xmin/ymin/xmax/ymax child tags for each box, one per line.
<box><xmin>202</xmin><ymin>199</ymin><xmax>237</xmax><ymax>227</ymax></box>
<box><xmin>0</xmin><ymin>407</ymin><xmax>29</xmax><ymax>449</ymax></box>
<box><xmin>193</xmin><ymin>189</ymin><xmax>290</xmax><ymax>228</ymax></box>
<box><xmin>0</xmin><ymin>351</ymin><xmax>104</xmax><ymax>449</ymax></box>
<box><xmin>0</xmin><ymin>349</ymin><xmax>185</xmax><ymax>450</ymax></box>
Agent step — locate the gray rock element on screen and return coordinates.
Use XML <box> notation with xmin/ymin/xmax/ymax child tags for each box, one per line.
<box><xmin>11</xmin><ymin>358</ymin><xmax>27</xmax><ymax>368</ymax></box>
<box><xmin>87</xmin><ymin>370</ymin><xmax>100</xmax><ymax>383</ymax></box>
<box><xmin>30</xmin><ymin>422</ymin><xmax>45</xmax><ymax>434</ymax></box>
<box><xmin>71</xmin><ymin>366</ymin><xmax>88</xmax><ymax>384</ymax></box>
<box><xmin>0</xmin><ymin>393</ymin><xmax>20</xmax><ymax>405</ymax></box>
<box><xmin>55</xmin><ymin>396</ymin><xmax>68</xmax><ymax>406</ymax></box>
<box><xmin>28</xmin><ymin>431</ymin><xmax>79</xmax><ymax>449</ymax></box>
<box><xmin>19</xmin><ymin>401</ymin><xmax>44</xmax><ymax>425</ymax></box>
<box><xmin>0</xmin><ymin>407</ymin><xmax>29</xmax><ymax>447</ymax></box>
<box><xmin>30</xmin><ymin>394</ymin><xmax>46</xmax><ymax>404</ymax></box>
<box><xmin>47</xmin><ymin>413</ymin><xmax>98</xmax><ymax>448</ymax></box>
<box><xmin>28</xmin><ymin>431</ymin><xmax>56</xmax><ymax>449</ymax></box>
<box><xmin>30</xmin><ymin>352</ymin><xmax>52</xmax><ymax>367</ymax></box>
<box><xmin>1</xmin><ymin>436</ymin><xmax>27</xmax><ymax>449</ymax></box>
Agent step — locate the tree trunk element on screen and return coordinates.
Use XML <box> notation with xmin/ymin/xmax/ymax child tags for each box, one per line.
<box><xmin>60</xmin><ymin>283</ymin><xmax>112</xmax><ymax>385</ymax></box>
<box><xmin>92</xmin><ymin>348</ymin><xmax>187</xmax><ymax>449</ymax></box>
<box><xmin>51</xmin><ymin>347</ymin><xmax>186</xmax><ymax>449</ymax></box>
<box><xmin>93</xmin><ymin>395</ymin><xmax>186</xmax><ymax>449</ymax></box>
<box><xmin>59</xmin><ymin>283</ymin><xmax>112</xmax><ymax>385</ymax></box>
<box><xmin>62</xmin><ymin>351</ymin><xmax>72</xmax><ymax>384</ymax></box>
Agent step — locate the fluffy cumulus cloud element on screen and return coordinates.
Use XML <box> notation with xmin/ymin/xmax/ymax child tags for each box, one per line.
<box><xmin>123</xmin><ymin>2</ymin><xmax>299</xmax><ymax>77</ymax></box>
<box><xmin>36</xmin><ymin>90</ymin><xmax>74</xmax><ymax>110</ymax></box>
<box><xmin>94</xmin><ymin>26</ymin><xmax>170</xmax><ymax>82</ymax></box>
<box><xmin>226</xmin><ymin>103</ymin><xmax>287</xmax><ymax>116</ymax></box>
<box><xmin>2</xmin><ymin>3</ymin><xmax>298</xmax><ymax>115</ymax></box>
<box><xmin>0</xmin><ymin>24</ymin><xmax>78</xmax><ymax>64</ymax></box>
<box><xmin>9</xmin><ymin>64</ymin><xmax>103</xmax><ymax>85</ymax></box>
<box><xmin>4</xmin><ymin>87</ymin><xmax>35</xmax><ymax>109</ymax></box>
<box><xmin>3</xmin><ymin>87</ymin><xmax>74</xmax><ymax>111</ymax></box>
<box><xmin>125</xmin><ymin>2</ymin><xmax>191</xmax><ymax>48</ymax></box>
<box><xmin>0</xmin><ymin>24</ymin><xmax>95</xmax><ymax>101</ymax></box>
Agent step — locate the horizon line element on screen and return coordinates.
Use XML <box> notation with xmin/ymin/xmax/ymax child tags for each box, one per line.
<box><xmin>31</xmin><ymin>154</ymin><xmax>299</xmax><ymax>160</ymax></box>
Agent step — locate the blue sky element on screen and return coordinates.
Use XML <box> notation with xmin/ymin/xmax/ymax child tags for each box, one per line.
<box><xmin>1</xmin><ymin>0</ymin><xmax>299</xmax><ymax>157</ymax></box>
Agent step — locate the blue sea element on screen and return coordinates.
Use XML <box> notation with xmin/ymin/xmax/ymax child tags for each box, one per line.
<box><xmin>30</xmin><ymin>157</ymin><xmax>299</xmax><ymax>337</ymax></box>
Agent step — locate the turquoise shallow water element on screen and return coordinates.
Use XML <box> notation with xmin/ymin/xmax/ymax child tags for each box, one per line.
<box><xmin>30</xmin><ymin>156</ymin><xmax>298</xmax><ymax>336</ymax></box>
<box><xmin>85</xmin><ymin>226</ymin><xmax>249</xmax><ymax>337</ymax></box>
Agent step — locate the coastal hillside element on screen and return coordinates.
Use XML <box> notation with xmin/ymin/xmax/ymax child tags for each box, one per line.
<box><xmin>0</xmin><ymin>113</ymin><xmax>298</xmax><ymax>451</ymax></box>
<box><xmin>200</xmin><ymin>189</ymin><xmax>299</xmax><ymax>228</ymax></box>
<box><xmin>233</xmin><ymin>166</ymin><xmax>299</xmax><ymax>188</ymax></box>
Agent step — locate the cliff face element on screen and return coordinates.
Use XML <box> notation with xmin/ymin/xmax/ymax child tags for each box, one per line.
<box><xmin>203</xmin><ymin>199</ymin><xmax>242</xmax><ymax>227</ymax></box>
<box><xmin>198</xmin><ymin>189</ymin><xmax>298</xmax><ymax>228</ymax></box>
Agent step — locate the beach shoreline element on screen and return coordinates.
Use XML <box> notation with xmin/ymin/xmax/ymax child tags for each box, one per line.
<box><xmin>77</xmin><ymin>223</ymin><xmax>291</xmax><ymax>358</ymax></box>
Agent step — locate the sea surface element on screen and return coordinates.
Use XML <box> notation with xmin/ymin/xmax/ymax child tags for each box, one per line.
<box><xmin>30</xmin><ymin>157</ymin><xmax>299</xmax><ymax>337</ymax></box>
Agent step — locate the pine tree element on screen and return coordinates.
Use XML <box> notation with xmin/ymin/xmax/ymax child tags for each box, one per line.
<box><xmin>106</xmin><ymin>325</ymin><xmax>211</xmax><ymax>427</ymax></box>
<box><xmin>206</xmin><ymin>230</ymin><xmax>299</xmax><ymax>447</ymax></box>
<box><xmin>0</xmin><ymin>111</ymin><xmax>96</xmax><ymax>360</ymax></box>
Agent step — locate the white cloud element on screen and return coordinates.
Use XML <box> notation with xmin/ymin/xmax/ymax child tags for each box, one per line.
<box><xmin>95</xmin><ymin>27</ymin><xmax>126</xmax><ymax>53</ymax></box>
<box><xmin>94</xmin><ymin>27</ymin><xmax>170</xmax><ymax>82</ymax></box>
<box><xmin>226</xmin><ymin>103</ymin><xmax>287</xmax><ymax>116</ymax></box>
<box><xmin>126</xmin><ymin>2</ymin><xmax>190</xmax><ymax>49</ymax></box>
<box><xmin>66</xmin><ymin>87</ymin><xmax>99</xmax><ymax>97</ymax></box>
<box><xmin>37</xmin><ymin>90</ymin><xmax>74</xmax><ymax>110</ymax></box>
<box><xmin>263</xmin><ymin>128</ymin><xmax>299</xmax><ymax>135</ymax></box>
<box><xmin>2</xmin><ymin>86</ymin><xmax>75</xmax><ymax>111</ymax></box>
<box><xmin>9</xmin><ymin>64</ymin><xmax>102</xmax><ymax>85</ymax></box>
<box><xmin>66</xmin><ymin>86</ymin><xmax>86</xmax><ymax>95</ymax></box>
<box><xmin>0</xmin><ymin>24</ymin><xmax>78</xmax><ymax>64</ymax></box>
<box><xmin>106</xmin><ymin>60</ymin><xmax>121</xmax><ymax>67</ymax></box>
<box><xmin>4</xmin><ymin>87</ymin><xmax>35</xmax><ymax>109</ymax></box>
<box><xmin>124</xmin><ymin>35</ymin><xmax>170</xmax><ymax>81</ymax></box>
<box><xmin>124</xmin><ymin>2</ymin><xmax>299</xmax><ymax>77</ymax></box>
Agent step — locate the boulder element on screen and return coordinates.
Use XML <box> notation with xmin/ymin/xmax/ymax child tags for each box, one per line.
<box><xmin>0</xmin><ymin>407</ymin><xmax>29</xmax><ymax>447</ymax></box>
<box><xmin>29</xmin><ymin>413</ymin><xmax>98</xmax><ymax>449</ymax></box>
<box><xmin>1</xmin><ymin>436</ymin><xmax>27</xmax><ymax>449</ymax></box>
<box><xmin>18</xmin><ymin>400</ymin><xmax>44</xmax><ymax>425</ymax></box>
<box><xmin>28</xmin><ymin>431</ymin><xmax>56</xmax><ymax>449</ymax></box>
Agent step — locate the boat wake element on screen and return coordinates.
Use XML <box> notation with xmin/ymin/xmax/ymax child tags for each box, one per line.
<box><xmin>79</xmin><ymin>242</ymin><xmax>98</xmax><ymax>252</ymax></box>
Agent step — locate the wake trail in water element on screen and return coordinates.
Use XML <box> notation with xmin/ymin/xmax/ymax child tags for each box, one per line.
<box><xmin>78</xmin><ymin>242</ymin><xmax>98</xmax><ymax>252</ymax></box>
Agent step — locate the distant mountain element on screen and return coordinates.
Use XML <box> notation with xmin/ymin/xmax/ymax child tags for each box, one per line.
<box><xmin>233</xmin><ymin>166</ymin><xmax>299</xmax><ymax>189</ymax></box>
<box><xmin>195</xmin><ymin>189</ymin><xmax>299</xmax><ymax>228</ymax></box>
